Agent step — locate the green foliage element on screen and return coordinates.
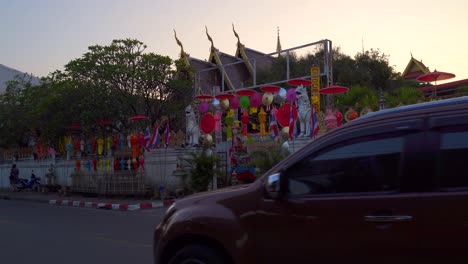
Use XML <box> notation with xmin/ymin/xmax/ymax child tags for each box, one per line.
<box><xmin>182</xmin><ymin>150</ymin><xmax>222</xmax><ymax>193</ymax></box>
<box><xmin>249</xmin><ymin>145</ymin><xmax>288</xmax><ymax>176</ymax></box>
<box><xmin>0</xmin><ymin>75</ymin><xmax>35</xmax><ymax>147</ymax></box>
<box><xmin>335</xmin><ymin>85</ymin><xmax>378</xmax><ymax>111</ymax></box>
<box><xmin>455</xmin><ymin>85</ymin><xmax>468</xmax><ymax>96</ymax></box>
<box><xmin>385</xmin><ymin>86</ymin><xmax>424</xmax><ymax>108</ymax></box>
<box><xmin>63</xmin><ymin>39</ymin><xmax>178</xmax><ymax>129</ymax></box>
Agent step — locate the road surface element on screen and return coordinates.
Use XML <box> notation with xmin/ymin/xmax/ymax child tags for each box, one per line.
<box><xmin>0</xmin><ymin>199</ymin><xmax>166</xmax><ymax>264</ymax></box>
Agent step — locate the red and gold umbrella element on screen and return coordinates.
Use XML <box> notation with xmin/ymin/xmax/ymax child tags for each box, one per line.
<box><xmin>417</xmin><ymin>69</ymin><xmax>455</xmax><ymax>98</ymax></box>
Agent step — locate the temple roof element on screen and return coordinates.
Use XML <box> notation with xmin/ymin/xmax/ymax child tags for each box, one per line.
<box><xmin>174</xmin><ymin>26</ymin><xmax>278</xmax><ymax>93</ymax></box>
<box><xmin>402</xmin><ymin>56</ymin><xmax>430</xmax><ymax>80</ymax></box>
<box><xmin>233</xmin><ymin>25</ymin><xmax>276</xmax><ymax>77</ymax></box>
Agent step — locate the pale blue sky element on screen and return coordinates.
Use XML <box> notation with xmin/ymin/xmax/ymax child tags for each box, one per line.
<box><xmin>1</xmin><ymin>0</ymin><xmax>467</xmax><ymax>82</ymax></box>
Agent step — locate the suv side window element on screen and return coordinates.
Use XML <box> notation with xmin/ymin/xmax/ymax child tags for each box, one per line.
<box><xmin>286</xmin><ymin>136</ymin><xmax>403</xmax><ymax>196</ymax></box>
<box><xmin>439</xmin><ymin>130</ymin><xmax>468</xmax><ymax>189</ymax></box>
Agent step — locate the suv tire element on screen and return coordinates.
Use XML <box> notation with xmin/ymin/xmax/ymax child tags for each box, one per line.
<box><xmin>168</xmin><ymin>244</ymin><xmax>227</xmax><ymax>264</ymax></box>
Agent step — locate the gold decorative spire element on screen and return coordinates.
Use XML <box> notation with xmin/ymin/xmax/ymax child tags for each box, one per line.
<box><xmin>232</xmin><ymin>23</ymin><xmax>240</xmax><ymax>45</ymax></box>
<box><xmin>205</xmin><ymin>26</ymin><xmax>214</xmax><ymax>50</ymax></box>
<box><xmin>276</xmin><ymin>26</ymin><xmax>282</xmax><ymax>52</ymax></box>
<box><xmin>173</xmin><ymin>29</ymin><xmax>185</xmax><ymax>58</ymax></box>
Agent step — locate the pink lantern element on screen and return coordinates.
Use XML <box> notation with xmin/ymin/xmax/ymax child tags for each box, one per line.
<box><xmin>199</xmin><ymin>101</ymin><xmax>209</xmax><ymax>113</ymax></box>
<box><xmin>325</xmin><ymin>109</ymin><xmax>337</xmax><ymax>130</ymax></box>
<box><xmin>286</xmin><ymin>88</ymin><xmax>297</xmax><ymax>102</ymax></box>
<box><xmin>230</xmin><ymin>97</ymin><xmax>239</xmax><ymax>109</ymax></box>
<box><xmin>250</xmin><ymin>92</ymin><xmax>262</xmax><ymax>108</ymax></box>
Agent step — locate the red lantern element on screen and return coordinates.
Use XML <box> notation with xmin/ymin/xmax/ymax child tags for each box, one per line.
<box><xmin>200</xmin><ymin>113</ymin><xmax>215</xmax><ymax>134</ymax></box>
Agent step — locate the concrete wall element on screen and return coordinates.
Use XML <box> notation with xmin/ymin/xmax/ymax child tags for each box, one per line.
<box><xmin>0</xmin><ymin>148</ymin><xmax>186</xmax><ymax>190</ymax></box>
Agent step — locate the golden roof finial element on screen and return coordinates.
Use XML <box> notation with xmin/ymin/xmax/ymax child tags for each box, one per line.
<box><xmin>276</xmin><ymin>26</ymin><xmax>282</xmax><ymax>52</ymax></box>
<box><xmin>173</xmin><ymin>29</ymin><xmax>185</xmax><ymax>58</ymax></box>
<box><xmin>232</xmin><ymin>23</ymin><xmax>240</xmax><ymax>45</ymax></box>
<box><xmin>205</xmin><ymin>26</ymin><xmax>214</xmax><ymax>50</ymax></box>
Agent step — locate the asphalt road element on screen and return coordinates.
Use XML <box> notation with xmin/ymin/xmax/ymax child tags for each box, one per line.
<box><xmin>0</xmin><ymin>199</ymin><xmax>166</xmax><ymax>264</ymax></box>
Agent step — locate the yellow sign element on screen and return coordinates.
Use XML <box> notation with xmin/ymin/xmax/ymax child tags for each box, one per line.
<box><xmin>311</xmin><ymin>66</ymin><xmax>320</xmax><ymax>112</ymax></box>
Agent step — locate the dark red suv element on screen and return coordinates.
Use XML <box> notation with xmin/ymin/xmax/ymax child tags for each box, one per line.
<box><xmin>154</xmin><ymin>96</ymin><xmax>468</xmax><ymax>264</ymax></box>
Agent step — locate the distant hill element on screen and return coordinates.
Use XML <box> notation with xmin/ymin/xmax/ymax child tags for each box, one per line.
<box><xmin>0</xmin><ymin>64</ymin><xmax>41</xmax><ymax>93</ymax></box>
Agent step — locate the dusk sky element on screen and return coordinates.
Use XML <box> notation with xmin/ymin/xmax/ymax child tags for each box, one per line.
<box><xmin>1</xmin><ymin>0</ymin><xmax>467</xmax><ymax>82</ymax></box>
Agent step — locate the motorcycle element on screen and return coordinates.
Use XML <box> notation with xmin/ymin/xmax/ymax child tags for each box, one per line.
<box><xmin>16</xmin><ymin>176</ymin><xmax>42</xmax><ymax>192</ymax></box>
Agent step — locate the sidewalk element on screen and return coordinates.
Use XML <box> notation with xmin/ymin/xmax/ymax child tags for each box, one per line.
<box><xmin>0</xmin><ymin>190</ymin><xmax>174</xmax><ymax>211</ymax></box>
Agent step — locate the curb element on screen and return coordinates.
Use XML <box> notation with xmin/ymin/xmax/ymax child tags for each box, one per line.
<box><xmin>48</xmin><ymin>199</ymin><xmax>174</xmax><ymax>211</ymax></box>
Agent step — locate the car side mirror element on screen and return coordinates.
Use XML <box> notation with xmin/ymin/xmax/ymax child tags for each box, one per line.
<box><xmin>265</xmin><ymin>173</ymin><xmax>281</xmax><ymax>199</ymax></box>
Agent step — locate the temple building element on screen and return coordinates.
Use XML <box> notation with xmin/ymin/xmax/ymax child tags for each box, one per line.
<box><xmin>174</xmin><ymin>25</ymin><xmax>280</xmax><ymax>94</ymax></box>
<box><xmin>401</xmin><ymin>55</ymin><xmax>468</xmax><ymax>97</ymax></box>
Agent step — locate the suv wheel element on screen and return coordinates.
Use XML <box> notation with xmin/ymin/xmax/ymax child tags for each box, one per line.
<box><xmin>168</xmin><ymin>244</ymin><xmax>226</xmax><ymax>264</ymax></box>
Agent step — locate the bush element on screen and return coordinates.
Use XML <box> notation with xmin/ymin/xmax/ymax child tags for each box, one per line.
<box><xmin>182</xmin><ymin>150</ymin><xmax>222</xmax><ymax>193</ymax></box>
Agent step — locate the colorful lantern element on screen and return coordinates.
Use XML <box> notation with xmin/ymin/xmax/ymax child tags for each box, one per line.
<box><xmin>262</xmin><ymin>92</ymin><xmax>274</xmax><ymax>106</ymax></box>
<box><xmin>250</xmin><ymin>92</ymin><xmax>262</xmax><ymax>108</ymax></box>
<box><xmin>258</xmin><ymin>107</ymin><xmax>267</xmax><ymax>138</ymax></box>
<box><xmin>241</xmin><ymin>110</ymin><xmax>249</xmax><ymax>137</ymax></box>
<box><xmin>199</xmin><ymin>101</ymin><xmax>209</xmax><ymax>113</ymax></box>
<box><xmin>215</xmin><ymin>93</ymin><xmax>234</xmax><ymax>112</ymax></box>
<box><xmin>200</xmin><ymin>113</ymin><xmax>215</xmax><ymax>134</ymax></box>
<box><xmin>220</xmin><ymin>99</ymin><xmax>230</xmax><ymax>111</ymax></box>
<box><xmin>230</xmin><ymin>97</ymin><xmax>239</xmax><ymax>109</ymax></box>
<box><xmin>214</xmin><ymin>112</ymin><xmax>221</xmax><ymax>133</ymax></box>
<box><xmin>225</xmin><ymin>116</ymin><xmax>234</xmax><ymax>140</ymax></box>
<box><xmin>325</xmin><ymin>108</ymin><xmax>338</xmax><ymax>130</ymax></box>
<box><xmin>286</xmin><ymin>88</ymin><xmax>297</xmax><ymax>102</ymax></box>
<box><xmin>240</xmin><ymin>96</ymin><xmax>250</xmax><ymax>109</ymax></box>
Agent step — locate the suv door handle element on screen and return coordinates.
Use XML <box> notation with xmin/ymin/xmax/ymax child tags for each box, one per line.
<box><xmin>364</xmin><ymin>215</ymin><xmax>413</xmax><ymax>222</ymax></box>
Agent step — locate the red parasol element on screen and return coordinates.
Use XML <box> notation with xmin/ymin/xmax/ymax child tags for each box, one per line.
<box><xmin>235</xmin><ymin>89</ymin><xmax>256</xmax><ymax>97</ymax></box>
<box><xmin>276</xmin><ymin>103</ymin><xmax>298</xmax><ymax>127</ymax></box>
<box><xmin>288</xmin><ymin>79</ymin><xmax>312</xmax><ymax>86</ymax></box>
<box><xmin>320</xmin><ymin>85</ymin><xmax>349</xmax><ymax>95</ymax></box>
<box><xmin>129</xmin><ymin>115</ymin><xmax>148</xmax><ymax>121</ymax></box>
<box><xmin>195</xmin><ymin>94</ymin><xmax>214</xmax><ymax>100</ymax></box>
<box><xmin>215</xmin><ymin>93</ymin><xmax>235</xmax><ymax>100</ymax></box>
<box><xmin>416</xmin><ymin>69</ymin><xmax>455</xmax><ymax>98</ymax></box>
<box><xmin>200</xmin><ymin>113</ymin><xmax>215</xmax><ymax>134</ymax></box>
<box><xmin>260</xmin><ymin>85</ymin><xmax>281</xmax><ymax>93</ymax></box>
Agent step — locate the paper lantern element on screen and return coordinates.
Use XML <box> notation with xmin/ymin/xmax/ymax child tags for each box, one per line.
<box><xmin>203</xmin><ymin>134</ymin><xmax>213</xmax><ymax>146</ymax></box>
<box><xmin>286</xmin><ymin>88</ymin><xmax>297</xmax><ymax>102</ymax></box>
<box><xmin>240</xmin><ymin>96</ymin><xmax>250</xmax><ymax>109</ymax></box>
<box><xmin>200</xmin><ymin>113</ymin><xmax>215</xmax><ymax>133</ymax></box>
<box><xmin>214</xmin><ymin>112</ymin><xmax>221</xmax><ymax>132</ymax></box>
<box><xmin>199</xmin><ymin>101</ymin><xmax>209</xmax><ymax>113</ymax></box>
<box><xmin>250</xmin><ymin>92</ymin><xmax>262</xmax><ymax>108</ymax></box>
<box><xmin>230</xmin><ymin>97</ymin><xmax>239</xmax><ymax>109</ymax></box>
<box><xmin>225</xmin><ymin>116</ymin><xmax>234</xmax><ymax>139</ymax></box>
<box><xmin>262</xmin><ymin>92</ymin><xmax>274</xmax><ymax>106</ymax></box>
<box><xmin>220</xmin><ymin>99</ymin><xmax>230</xmax><ymax>111</ymax></box>
<box><xmin>241</xmin><ymin>110</ymin><xmax>249</xmax><ymax>136</ymax></box>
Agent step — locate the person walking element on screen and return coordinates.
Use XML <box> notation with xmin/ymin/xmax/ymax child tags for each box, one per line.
<box><xmin>9</xmin><ymin>164</ymin><xmax>19</xmax><ymax>191</ymax></box>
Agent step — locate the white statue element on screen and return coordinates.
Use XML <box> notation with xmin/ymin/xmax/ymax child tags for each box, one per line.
<box><xmin>296</xmin><ymin>85</ymin><xmax>312</xmax><ymax>137</ymax></box>
<box><xmin>185</xmin><ymin>104</ymin><xmax>200</xmax><ymax>147</ymax></box>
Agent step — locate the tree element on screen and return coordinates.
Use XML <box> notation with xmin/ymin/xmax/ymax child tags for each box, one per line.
<box><xmin>0</xmin><ymin>75</ymin><xmax>35</xmax><ymax>147</ymax></box>
<box><xmin>354</xmin><ymin>49</ymin><xmax>398</xmax><ymax>90</ymax></box>
<box><xmin>64</xmin><ymin>39</ymin><xmax>179</xmax><ymax>129</ymax></box>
